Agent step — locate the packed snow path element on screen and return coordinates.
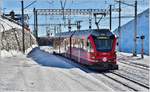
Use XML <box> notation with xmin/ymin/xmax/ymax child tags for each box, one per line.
<box><xmin>0</xmin><ymin>48</ymin><xmax>113</xmax><ymax>91</ymax></box>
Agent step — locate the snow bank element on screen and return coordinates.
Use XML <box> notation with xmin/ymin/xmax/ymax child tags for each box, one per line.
<box><xmin>0</xmin><ymin>47</ymin><xmax>114</xmax><ymax>91</ymax></box>
<box><xmin>39</xmin><ymin>46</ymin><xmax>53</xmax><ymax>53</ymax></box>
<box><xmin>27</xmin><ymin>47</ymin><xmax>74</xmax><ymax>69</ymax></box>
<box><xmin>0</xmin><ymin>50</ymin><xmax>23</xmax><ymax>58</ymax></box>
<box><xmin>0</xmin><ymin>44</ymin><xmax>38</xmax><ymax>58</ymax></box>
<box><xmin>117</xmin><ymin>52</ymin><xmax>150</xmax><ymax>67</ymax></box>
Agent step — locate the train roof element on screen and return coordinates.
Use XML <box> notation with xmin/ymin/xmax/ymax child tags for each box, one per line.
<box><xmin>55</xmin><ymin>29</ymin><xmax>114</xmax><ymax>39</ymax></box>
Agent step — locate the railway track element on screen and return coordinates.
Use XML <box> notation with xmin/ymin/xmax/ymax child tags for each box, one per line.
<box><xmin>112</xmin><ymin>71</ymin><xmax>149</xmax><ymax>88</ymax></box>
<box><xmin>93</xmin><ymin>72</ymin><xmax>148</xmax><ymax>91</ymax></box>
<box><xmin>118</xmin><ymin>62</ymin><xmax>149</xmax><ymax>80</ymax></box>
<box><xmin>116</xmin><ymin>69</ymin><xmax>148</xmax><ymax>83</ymax></box>
<box><xmin>116</xmin><ymin>61</ymin><xmax>149</xmax><ymax>89</ymax></box>
<box><xmin>54</xmin><ymin>54</ymin><xmax>149</xmax><ymax>91</ymax></box>
<box><xmin>119</xmin><ymin>60</ymin><xmax>149</xmax><ymax>71</ymax></box>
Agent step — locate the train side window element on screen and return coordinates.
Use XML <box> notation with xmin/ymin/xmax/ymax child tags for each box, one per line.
<box><xmin>81</xmin><ymin>39</ymin><xmax>84</xmax><ymax>49</ymax></box>
<box><xmin>83</xmin><ymin>39</ymin><xmax>87</xmax><ymax>50</ymax></box>
<box><xmin>66</xmin><ymin>38</ymin><xmax>70</xmax><ymax>49</ymax></box>
<box><xmin>78</xmin><ymin>39</ymin><xmax>81</xmax><ymax>48</ymax></box>
<box><xmin>74</xmin><ymin>38</ymin><xmax>79</xmax><ymax>48</ymax></box>
<box><xmin>64</xmin><ymin>40</ymin><xmax>67</xmax><ymax>51</ymax></box>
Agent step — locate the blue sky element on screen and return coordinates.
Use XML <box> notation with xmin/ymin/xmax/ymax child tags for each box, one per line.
<box><xmin>2</xmin><ymin>0</ymin><xmax>149</xmax><ymax>37</ymax></box>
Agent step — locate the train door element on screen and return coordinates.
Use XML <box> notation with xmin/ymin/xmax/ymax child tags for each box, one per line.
<box><xmin>87</xmin><ymin>39</ymin><xmax>95</xmax><ymax>61</ymax></box>
<box><xmin>78</xmin><ymin>39</ymin><xmax>81</xmax><ymax>63</ymax></box>
<box><xmin>63</xmin><ymin>39</ymin><xmax>67</xmax><ymax>56</ymax></box>
<box><xmin>78</xmin><ymin>38</ymin><xmax>85</xmax><ymax>63</ymax></box>
<box><xmin>87</xmin><ymin>39</ymin><xmax>93</xmax><ymax>52</ymax></box>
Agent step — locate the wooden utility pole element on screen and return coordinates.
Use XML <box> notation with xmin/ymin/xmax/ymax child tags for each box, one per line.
<box><xmin>133</xmin><ymin>0</ymin><xmax>137</xmax><ymax>56</ymax></box>
<box><xmin>33</xmin><ymin>8</ymin><xmax>36</xmax><ymax>37</ymax></box>
<box><xmin>33</xmin><ymin>8</ymin><xmax>38</xmax><ymax>40</ymax></box>
<box><xmin>21</xmin><ymin>0</ymin><xmax>25</xmax><ymax>53</ymax></box>
<box><xmin>109</xmin><ymin>5</ymin><xmax>112</xmax><ymax>31</ymax></box>
<box><xmin>118</xmin><ymin>0</ymin><xmax>121</xmax><ymax>51</ymax></box>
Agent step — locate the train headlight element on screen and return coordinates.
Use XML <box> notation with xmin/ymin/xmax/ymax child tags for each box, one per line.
<box><xmin>94</xmin><ymin>60</ymin><xmax>99</xmax><ymax>62</ymax></box>
<box><xmin>102</xmin><ymin>57</ymin><xmax>107</xmax><ymax>62</ymax></box>
<box><xmin>91</xmin><ymin>56</ymin><xmax>96</xmax><ymax>59</ymax></box>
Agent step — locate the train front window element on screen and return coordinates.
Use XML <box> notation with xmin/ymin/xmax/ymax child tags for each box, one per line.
<box><xmin>94</xmin><ymin>36</ymin><xmax>113</xmax><ymax>52</ymax></box>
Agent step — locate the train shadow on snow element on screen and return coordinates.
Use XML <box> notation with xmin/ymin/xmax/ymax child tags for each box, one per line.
<box><xmin>27</xmin><ymin>47</ymin><xmax>75</xmax><ymax>69</ymax></box>
<box><xmin>27</xmin><ymin>47</ymin><xmax>112</xmax><ymax>73</ymax></box>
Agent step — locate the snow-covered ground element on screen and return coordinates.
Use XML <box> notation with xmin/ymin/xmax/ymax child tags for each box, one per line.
<box><xmin>0</xmin><ymin>47</ymin><xmax>114</xmax><ymax>91</ymax></box>
<box><xmin>117</xmin><ymin>52</ymin><xmax>150</xmax><ymax>67</ymax></box>
<box><xmin>0</xmin><ymin>45</ymin><xmax>37</xmax><ymax>58</ymax></box>
<box><xmin>0</xmin><ymin>46</ymin><xmax>149</xmax><ymax>91</ymax></box>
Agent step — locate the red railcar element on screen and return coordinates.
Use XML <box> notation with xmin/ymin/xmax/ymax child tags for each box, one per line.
<box><xmin>53</xmin><ymin>29</ymin><xmax>118</xmax><ymax>70</ymax></box>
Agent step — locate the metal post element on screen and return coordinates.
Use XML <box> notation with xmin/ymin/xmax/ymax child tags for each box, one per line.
<box><xmin>59</xmin><ymin>37</ymin><xmax>60</xmax><ymax>54</ymax></box>
<box><xmin>118</xmin><ymin>0</ymin><xmax>121</xmax><ymax>51</ymax></box>
<box><xmin>58</xmin><ymin>24</ymin><xmax>62</xmax><ymax>54</ymax></box>
<box><xmin>0</xmin><ymin>25</ymin><xmax>1</xmax><ymax>58</ymax></box>
<box><xmin>133</xmin><ymin>0</ymin><xmax>137</xmax><ymax>56</ymax></box>
<box><xmin>69</xmin><ymin>36</ymin><xmax>72</xmax><ymax>58</ymax></box>
<box><xmin>68</xmin><ymin>19</ymin><xmax>72</xmax><ymax>58</ymax></box>
<box><xmin>77</xmin><ymin>21</ymin><xmax>81</xmax><ymax>31</ymax></box>
<box><xmin>21</xmin><ymin>0</ymin><xmax>25</xmax><ymax>53</ymax></box>
<box><xmin>3</xmin><ymin>8</ymin><xmax>6</xmax><ymax>16</ymax></box>
<box><xmin>59</xmin><ymin>24</ymin><xmax>61</xmax><ymax>33</ymax></box>
<box><xmin>33</xmin><ymin>8</ymin><xmax>36</xmax><ymax>37</ymax></box>
<box><xmin>109</xmin><ymin>5</ymin><xmax>112</xmax><ymax>31</ymax></box>
<box><xmin>89</xmin><ymin>10</ymin><xmax>92</xmax><ymax>29</ymax></box>
<box><xmin>35</xmin><ymin>10</ymin><xmax>38</xmax><ymax>40</ymax></box>
<box><xmin>141</xmin><ymin>35</ymin><xmax>145</xmax><ymax>59</ymax></box>
<box><xmin>54</xmin><ymin>26</ymin><xmax>56</xmax><ymax>35</ymax></box>
<box><xmin>68</xmin><ymin>19</ymin><xmax>71</xmax><ymax>32</ymax></box>
<box><xmin>89</xmin><ymin>18</ymin><xmax>92</xmax><ymax>29</ymax></box>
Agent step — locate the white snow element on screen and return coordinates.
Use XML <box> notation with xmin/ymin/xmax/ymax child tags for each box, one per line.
<box><xmin>0</xmin><ymin>44</ymin><xmax>38</xmax><ymax>58</ymax></box>
<box><xmin>39</xmin><ymin>46</ymin><xmax>53</xmax><ymax>53</ymax></box>
<box><xmin>0</xmin><ymin>46</ymin><xmax>149</xmax><ymax>91</ymax></box>
<box><xmin>117</xmin><ymin>52</ymin><xmax>150</xmax><ymax>67</ymax></box>
<box><xmin>0</xmin><ymin>50</ymin><xmax>23</xmax><ymax>58</ymax></box>
<box><xmin>0</xmin><ymin>16</ymin><xmax>22</xmax><ymax>31</ymax></box>
<box><xmin>0</xmin><ymin>47</ymin><xmax>114</xmax><ymax>91</ymax></box>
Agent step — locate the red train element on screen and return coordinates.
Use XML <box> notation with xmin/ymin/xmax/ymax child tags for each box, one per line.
<box><xmin>53</xmin><ymin>29</ymin><xmax>118</xmax><ymax>70</ymax></box>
